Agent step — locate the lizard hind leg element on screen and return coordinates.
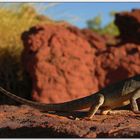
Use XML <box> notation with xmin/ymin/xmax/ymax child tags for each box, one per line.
<box><xmin>87</xmin><ymin>94</ymin><xmax>104</xmax><ymax>119</ymax></box>
<box><xmin>130</xmin><ymin>88</ymin><xmax>140</xmax><ymax>114</ymax></box>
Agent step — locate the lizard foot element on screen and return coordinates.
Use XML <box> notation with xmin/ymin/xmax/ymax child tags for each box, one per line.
<box><xmin>100</xmin><ymin>109</ymin><xmax>111</xmax><ymax>115</ymax></box>
<box><xmin>107</xmin><ymin>110</ymin><xmax>131</xmax><ymax>115</ymax></box>
<box><xmin>75</xmin><ymin>117</ymin><xmax>80</xmax><ymax>120</ymax></box>
<box><xmin>84</xmin><ymin>117</ymin><xmax>94</xmax><ymax>121</ymax></box>
<box><xmin>133</xmin><ymin>111</ymin><xmax>140</xmax><ymax>114</ymax></box>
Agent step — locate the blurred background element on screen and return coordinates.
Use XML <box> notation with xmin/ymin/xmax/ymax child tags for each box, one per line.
<box><xmin>0</xmin><ymin>2</ymin><xmax>140</xmax><ymax>104</ymax></box>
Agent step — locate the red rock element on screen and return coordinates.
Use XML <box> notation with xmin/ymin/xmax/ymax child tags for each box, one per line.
<box><xmin>115</xmin><ymin>9</ymin><xmax>140</xmax><ymax>43</ymax></box>
<box><xmin>94</xmin><ymin>44</ymin><xmax>140</xmax><ymax>88</ymax></box>
<box><xmin>82</xmin><ymin>29</ymin><xmax>106</xmax><ymax>52</ymax></box>
<box><xmin>66</xmin><ymin>27</ymin><xmax>107</xmax><ymax>52</ymax></box>
<box><xmin>22</xmin><ymin>24</ymin><xmax>98</xmax><ymax>103</ymax></box>
<box><xmin>21</xmin><ymin>18</ymin><xmax>140</xmax><ymax>104</ymax></box>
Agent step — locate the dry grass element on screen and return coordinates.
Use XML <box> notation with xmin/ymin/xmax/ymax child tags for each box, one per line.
<box><xmin>0</xmin><ymin>4</ymin><xmax>54</xmax><ymax>104</ymax></box>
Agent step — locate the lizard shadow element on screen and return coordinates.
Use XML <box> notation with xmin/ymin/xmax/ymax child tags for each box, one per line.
<box><xmin>43</xmin><ymin>104</ymin><xmax>132</xmax><ymax>120</ymax></box>
<box><xmin>46</xmin><ymin>110</ymin><xmax>89</xmax><ymax>119</ymax></box>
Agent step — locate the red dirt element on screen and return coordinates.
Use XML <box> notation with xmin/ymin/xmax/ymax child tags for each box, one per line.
<box><xmin>0</xmin><ymin>105</ymin><xmax>140</xmax><ymax>138</ymax></box>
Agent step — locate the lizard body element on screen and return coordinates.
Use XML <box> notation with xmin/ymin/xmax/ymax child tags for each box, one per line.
<box><xmin>0</xmin><ymin>74</ymin><xmax>140</xmax><ymax>118</ymax></box>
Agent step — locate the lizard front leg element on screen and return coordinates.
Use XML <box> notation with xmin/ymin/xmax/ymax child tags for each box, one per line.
<box><xmin>87</xmin><ymin>94</ymin><xmax>104</xmax><ymax>119</ymax></box>
<box><xmin>130</xmin><ymin>88</ymin><xmax>140</xmax><ymax>114</ymax></box>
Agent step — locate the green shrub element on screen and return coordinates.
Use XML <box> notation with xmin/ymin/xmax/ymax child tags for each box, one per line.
<box><xmin>87</xmin><ymin>14</ymin><xmax>120</xmax><ymax>36</ymax></box>
<box><xmin>0</xmin><ymin>4</ymin><xmax>53</xmax><ymax>104</ymax></box>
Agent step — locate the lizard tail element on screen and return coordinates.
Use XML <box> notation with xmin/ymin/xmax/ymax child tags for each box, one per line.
<box><xmin>0</xmin><ymin>87</ymin><xmax>94</xmax><ymax>111</ymax></box>
<box><xmin>0</xmin><ymin>87</ymin><xmax>56</xmax><ymax>111</ymax></box>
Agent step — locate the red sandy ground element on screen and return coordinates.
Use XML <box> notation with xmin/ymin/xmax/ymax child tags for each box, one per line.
<box><xmin>0</xmin><ymin>105</ymin><xmax>140</xmax><ymax>138</ymax></box>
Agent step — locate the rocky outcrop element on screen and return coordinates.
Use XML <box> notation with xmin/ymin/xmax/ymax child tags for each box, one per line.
<box><xmin>65</xmin><ymin>26</ymin><xmax>107</xmax><ymax>52</ymax></box>
<box><xmin>82</xmin><ymin>29</ymin><xmax>107</xmax><ymax>52</ymax></box>
<box><xmin>0</xmin><ymin>105</ymin><xmax>140</xmax><ymax>138</ymax></box>
<box><xmin>94</xmin><ymin>43</ymin><xmax>140</xmax><ymax>88</ymax></box>
<box><xmin>115</xmin><ymin>9</ymin><xmax>140</xmax><ymax>44</ymax></box>
<box><xmin>22</xmin><ymin>24</ymin><xmax>98</xmax><ymax>103</ymax></box>
<box><xmin>22</xmin><ymin>13</ymin><xmax>140</xmax><ymax>103</ymax></box>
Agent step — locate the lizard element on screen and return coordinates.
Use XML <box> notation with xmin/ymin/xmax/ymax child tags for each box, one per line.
<box><xmin>0</xmin><ymin>74</ymin><xmax>140</xmax><ymax>119</ymax></box>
